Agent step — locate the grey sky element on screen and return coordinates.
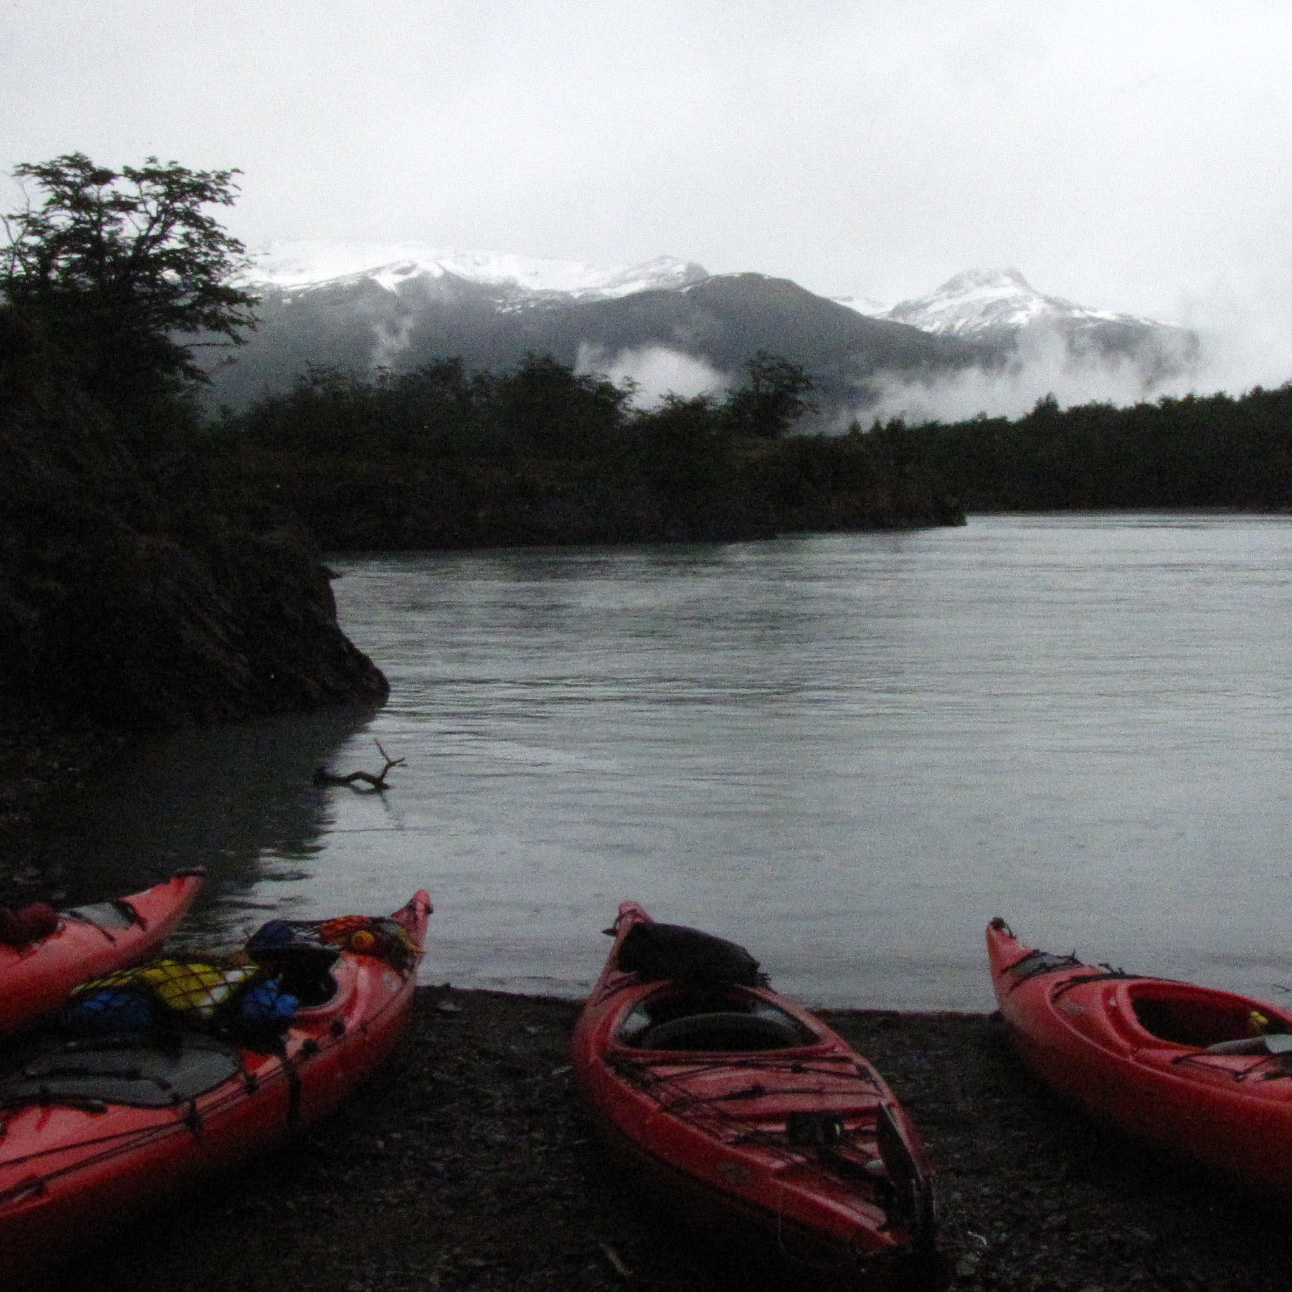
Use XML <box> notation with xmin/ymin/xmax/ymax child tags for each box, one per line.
<box><xmin>4</xmin><ymin>1</ymin><xmax>1292</xmax><ymax>370</ymax></box>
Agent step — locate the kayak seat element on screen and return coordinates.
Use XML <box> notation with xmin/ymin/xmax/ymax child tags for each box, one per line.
<box><xmin>635</xmin><ymin>1011</ymin><xmax>806</xmax><ymax>1052</ymax></box>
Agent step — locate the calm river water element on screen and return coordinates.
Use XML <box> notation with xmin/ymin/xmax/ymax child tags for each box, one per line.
<box><xmin>32</xmin><ymin>514</ymin><xmax>1292</xmax><ymax>1010</ymax></box>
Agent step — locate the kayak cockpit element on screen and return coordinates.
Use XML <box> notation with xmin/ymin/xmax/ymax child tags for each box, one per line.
<box><xmin>617</xmin><ymin>987</ymin><xmax>818</xmax><ymax>1052</ymax></box>
<box><xmin>1121</xmin><ymin>980</ymin><xmax>1292</xmax><ymax>1049</ymax></box>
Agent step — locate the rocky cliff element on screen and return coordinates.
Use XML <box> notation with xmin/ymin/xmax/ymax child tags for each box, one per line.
<box><xmin>0</xmin><ymin>308</ymin><xmax>388</xmax><ymax>741</ymax></box>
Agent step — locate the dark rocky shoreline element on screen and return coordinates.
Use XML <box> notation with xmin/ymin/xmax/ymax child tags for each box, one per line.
<box><xmin>1</xmin><ymin>303</ymin><xmax>388</xmax><ymax>770</ymax></box>
<box><xmin>0</xmin><ymin>719</ymin><xmax>128</xmax><ymax>894</ymax></box>
<box><xmin>46</xmin><ymin>987</ymin><xmax>1292</xmax><ymax>1292</ymax></box>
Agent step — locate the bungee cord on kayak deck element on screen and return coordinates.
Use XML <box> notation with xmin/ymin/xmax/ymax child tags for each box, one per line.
<box><xmin>0</xmin><ymin>892</ymin><xmax>431</xmax><ymax>1284</ymax></box>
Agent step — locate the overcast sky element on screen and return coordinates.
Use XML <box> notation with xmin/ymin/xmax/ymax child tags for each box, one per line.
<box><xmin>5</xmin><ymin>0</ymin><xmax>1292</xmax><ymax>387</ymax></box>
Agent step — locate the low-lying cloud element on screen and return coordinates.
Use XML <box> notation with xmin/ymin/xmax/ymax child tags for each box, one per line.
<box><xmin>573</xmin><ymin>290</ymin><xmax>1292</xmax><ymax>429</ymax></box>
<box><xmin>371</xmin><ymin>316</ymin><xmax>415</xmax><ymax>370</ymax></box>
<box><xmin>855</xmin><ymin>306</ymin><xmax>1292</xmax><ymax>427</ymax></box>
<box><xmin>575</xmin><ymin>343</ymin><xmax>728</xmax><ymax>407</ymax></box>
<box><xmin>859</xmin><ymin>326</ymin><xmax>1183</xmax><ymax>425</ymax></box>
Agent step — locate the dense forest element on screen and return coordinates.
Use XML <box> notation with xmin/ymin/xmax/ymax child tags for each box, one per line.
<box><xmin>201</xmin><ymin>359</ymin><xmax>1292</xmax><ymax>550</ymax></box>
<box><xmin>199</xmin><ymin>353</ymin><xmax>962</xmax><ymax>548</ymax></box>
<box><xmin>887</xmin><ymin>387</ymin><xmax>1292</xmax><ymax>511</ymax></box>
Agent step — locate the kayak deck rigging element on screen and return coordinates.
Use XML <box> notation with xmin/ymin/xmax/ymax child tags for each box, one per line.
<box><xmin>0</xmin><ymin>891</ymin><xmax>431</xmax><ymax>1283</ymax></box>
<box><xmin>574</xmin><ymin>902</ymin><xmax>945</xmax><ymax>1283</ymax></box>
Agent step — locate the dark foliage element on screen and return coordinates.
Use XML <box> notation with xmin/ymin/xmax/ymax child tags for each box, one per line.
<box><xmin>722</xmin><ymin>350</ymin><xmax>819</xmax><ymax>439</ymax></box>
<box><xmin>211</xmin><ymin>354</ymin><xmax>961</xmax><ymax>547</ymax></box>
<box><xmin>1</xmin><ymin>153</ymin><xmax>257</xmax><ymax>429</ymax></box>
<box><xmin>482</xmin><ymin>353</ymin><xmax>631</xmax><ymax>457</ymax></box>
<box><xmin>0</xmin><ymin>153</ymin><xmax>389</xmax><ymax>737</ymax></box>
<box><xmin>886</xmin><ymin>386</ymin><xmax>1292</xmax><ymax>511</ymax></box>
<box><xmin>0</xmin><ymin>305</ymin><xmax>388</xmax><ymax>731</ymax></box>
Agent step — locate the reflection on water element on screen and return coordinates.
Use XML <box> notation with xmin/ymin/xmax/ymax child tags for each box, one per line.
<box><xmin>24</xmin><ymin>706</ymin><xmax>380</xmax><ymax>945</ymax></box>
<box><xmin>28</xmin><ymin>515</ymin><xmax>1292</xmax><ymax>1010</ymax></box>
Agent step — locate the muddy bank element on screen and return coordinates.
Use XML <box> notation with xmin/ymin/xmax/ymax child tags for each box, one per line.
<box><xmin>53</xmin><ymin>987</ymin><xmax>1292</xmax><ymax>1292</ymax></box>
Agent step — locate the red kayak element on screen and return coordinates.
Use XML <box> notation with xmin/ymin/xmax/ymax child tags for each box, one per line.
<box><xmin>987</xmin><ymin>917</ymin><xmax>1292</xmax><ymax>1192</ymax></box>
<box><xmin>0</xmin><ymin>870</ymin><xmax>206</xmax><ymax>1033</ymax></box>
<box><xmin>0</xmin><ymin>889</ymin><xmax>430</xmax><ymax>1283</ymax></box>
<box><xmin>572</xmin><ymin>902</ymin><xmax>942</xmax><ymax>1289</ymax></box>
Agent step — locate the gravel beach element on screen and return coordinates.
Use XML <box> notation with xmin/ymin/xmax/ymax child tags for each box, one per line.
<box><xmin>37</xmin><ymin>985</ymin><xmax>1292</xmax><ymax>1292</ymax></box>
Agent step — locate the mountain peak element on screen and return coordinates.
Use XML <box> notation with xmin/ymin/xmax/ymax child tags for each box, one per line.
<box><xmin>887</xmin><ymin>268</ymin><xmax>1065</xmax><ymax>335</ymax></box>
<box><xmin>244</xmin><ymin>242</ymin><xmax>709</xmax><ymax>301</ymax></box>
<box><xmin>880</xmin><ymin>266</ymin><xmax>1197</xmax><ymax>384</ymax></box>
<box><xmin>934</xmin><ymin>267</ymin><xmax>1035</xmax><ymax>296</ymax></box>
<box><xmin>883</xmin><ymin>267</ymin><xmax>1182</xmax><ymax>338</ymax></box>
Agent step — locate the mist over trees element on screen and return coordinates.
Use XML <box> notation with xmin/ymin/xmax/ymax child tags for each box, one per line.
<box><xmin>207</xmin><ymin>339</ymin><xmax>1292</xmax><ymax>547</ymax></box>
<box><xmin>206</xmin><ymin>349</ymin><xmax>960</xmax><ymax>547</ymax></box>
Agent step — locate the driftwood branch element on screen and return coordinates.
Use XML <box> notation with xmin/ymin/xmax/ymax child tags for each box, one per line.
<box><xmin>598</xmin><ymin>1242</ymin><xmax>633</xmax><ymax>1280</ymax></box>
<box><xmin>312</xmin><ymin>740</ymin><xmax>405</xmax><ymax>792</ymax></box>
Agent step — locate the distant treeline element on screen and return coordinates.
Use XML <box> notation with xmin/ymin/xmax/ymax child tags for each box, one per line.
<box><xmin>206</xmin><ymin>361</ymin><xmax>1292</xmax><ymax>547</ymax></box>
<box><xmin>888</xmin><ymin>387</ymin><xmax>1292</xmax><ymax>511</ymax></box>
<box><xmin>201</xmin><ymin>354</ymin><xmax>964</xmax><ymax>548</ymax></box>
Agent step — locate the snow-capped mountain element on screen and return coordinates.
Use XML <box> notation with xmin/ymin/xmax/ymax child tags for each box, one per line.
<box><xmin>876</xmin><ymin>268</ymin><xmax>1198</xmax><ymax>385</ymax></box>
<box><xmin>883</xmin><ymin>268</ymin><xmax>1174</xmax><ymax>338</ymax></box>
<box><xmin>210</xmin><ymin>249</ymin><xmax>1200</xmax><ymax>415</ymax></box>
<box><xmin>212</xmin><ymin>247</ymin><xmax>980</xmax><ymax>412</ymax></box>
<box><xmin>246</xmin><ymin>242</ymin><xmax>708</xmax><ymax>301</ymax></box>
